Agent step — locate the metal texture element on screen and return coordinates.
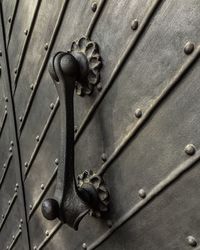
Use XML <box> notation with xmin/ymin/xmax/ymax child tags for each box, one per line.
<box><xmin>0</xmin><ymin>0</ymin><xmax>200</xmax><ymax>249</ymax></box>
<box><xmin>0</xmin><ymin>3</ymin><xmax>30</xmax><ymax>250</ymax></box>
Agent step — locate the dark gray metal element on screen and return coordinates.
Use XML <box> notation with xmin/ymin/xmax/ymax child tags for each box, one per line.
<box><xmin>42</xmin><ymin>39</ymin><xmax>109</xmax><ymax>229</ymax></box>
<box><xmin>1</xmin><ymin>0</ymin><xmax>200</xmax><ymax>249</ymax></box>
<box><xmin>0</xmin><ymin>4</ymin><xmax>30</xmax><ymax>249</ymax></box>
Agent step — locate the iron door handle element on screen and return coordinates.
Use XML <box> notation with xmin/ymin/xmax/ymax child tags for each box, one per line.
<box><xmin>41</xmin><ymin>37</ymin><xmax>109</xmax><ymax>230</ymax></box>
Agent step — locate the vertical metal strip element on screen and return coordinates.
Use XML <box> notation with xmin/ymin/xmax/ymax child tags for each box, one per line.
<box><xmin>0</xmin><ymin>2</ymin><xmax>31</xmax><ymax>249</ymax></box>
<box><xmin>85</xmin><ymin>0</ymin><xmax>106</xmax><ymax>38</ymax></box>
<box><xmin>13</xmin><ymin>0</ymin><xmax>42</xmax><ymax>92</ymax></box>
<box><xmin>6</xmin><ymin>0</ymin><xmax>19</xmax><ymax>48</ymax></box>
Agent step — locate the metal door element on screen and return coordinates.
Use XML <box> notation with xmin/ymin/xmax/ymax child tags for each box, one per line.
<box><xmin>1</xmin><ymin>0</ymin><xmax>200</xmax><ymax>249</ymax></box>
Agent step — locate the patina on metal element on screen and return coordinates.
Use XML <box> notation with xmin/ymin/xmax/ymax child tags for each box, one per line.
<box><xmin>1</xmin><ymin>0</ymin><xmax>200</xmax><ymax>249</ymax></box>
<box><xmin>41</xmin><ymin>37</ymin><xmax>109</xmax><ymax>230</ymax></box>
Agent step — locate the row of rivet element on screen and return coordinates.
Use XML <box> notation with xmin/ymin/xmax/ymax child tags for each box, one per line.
<box><xmin>88</xmin><ymin>142</ymin><xmax>197</xmax><ymax>250</ymax></box>
<box><xmin>0</xmin><ymin>105</ymin><xmax>8</xmax><ymax>137</ymax></box>
<box><xmin>76</xmin><ymin>23</ymin><xmax>194</xmax><ymax>146</ymax></box>
<box><xmin>16</xmin><ymin>0</ymin><xmax>102</xmax><ymax>134</ymax></box>
<box><xmin>20</xmin><ymin>100</ymin><xmax>55</xmax><ymax>128</ymax></box>
<box><xmin>16</xmin><ymin>0</ymin><xmax>71</xmax><ymax>135</ymax></box>
<box><xmin>24</xmin><ymin>99</ymin><xmax>59</xmax><ymax>178</ymax></box>
<box><xmin>81</xmin><ymin>15</ymin><xmax>195</xmax><ymax>250</ymax></box>
<box><xmin>130</xmin><ymin>41</ymin><xmax>194</xmax><ymax>121</ymax></box>
<box><xmin>0</xmin><ymin>146</ymin><xmax>13</xmax><ymax>188</ymax></box>
<box><xmin>0</xmin><ymin>184</ymin><xmax>18</xmax><ymax>232</ymax></box>
<box><xmin>139</xmin><ymin>141</ymin><xmax>197</xmax><ymax>249</ymax></box>
<box><xmin>5</xmin><ymin>220</ymin><xmax>23</xmax><ymax>250</ymax></box>
<box><xmin>15</xmin><ymin>40</ymin><xmax>49</xmax><ymax>81</ymax></box>
<box><xmin>136</xmin><ymin>143</ymin><xmax>196</xmax><ymax>200</ymax></box>
<box><xmin>81</xmin><ymin>4</ymin><xmax>196</xmax><ymax>249</ymax></box>
<box><xmin>12</xmin><ymin>9</ymin><xmax>197</xmax><ymax>250</ymax></box>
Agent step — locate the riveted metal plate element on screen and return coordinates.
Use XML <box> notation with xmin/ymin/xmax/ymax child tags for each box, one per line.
<box><xmin>0</xmin><ymin>6</ymin><xmax>30</xmax><ymax>250</ymax></box>
<box><xmin>1</xmin><ymin>0</ymin><xmax>200</xmax><ymax>249</ymax></box>
<box><xmin>7</xmin><ymin>0</ymin><xmax>38</xmax><ymax>91</ymax></box>
<box><xmin>1</xmin><ymin>0</ymin><xmax>18</xmax><ymax>45</ymax></box>
<box><xmin>14</xmin><ymin>0</ymin><xmax>64</xmax><ymax>129</ymax></box>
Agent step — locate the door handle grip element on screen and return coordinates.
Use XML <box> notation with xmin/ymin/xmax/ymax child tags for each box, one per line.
<box><xmin>41</xmin><ymin>37</ymin><xmax>109</xmax><ymax>230</ymax></box>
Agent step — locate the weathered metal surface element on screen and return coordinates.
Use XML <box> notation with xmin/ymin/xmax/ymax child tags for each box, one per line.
<box><xmin>0</xmin><ymin>4</ymin><xmax>30</xmax><ymax>250</ymax></box>
<box><xmin>0</xmin><ymin>0</ymin><xmax>200</xmax><ymax>249</ymax></box>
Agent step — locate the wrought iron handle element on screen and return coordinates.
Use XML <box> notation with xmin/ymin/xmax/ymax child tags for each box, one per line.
<box><xmin>41</xmin><ymin>37</ymin><xmax>109</xmax><ymax>230</ymax></box>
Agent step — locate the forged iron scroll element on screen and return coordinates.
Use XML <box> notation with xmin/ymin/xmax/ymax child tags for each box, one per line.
<box><xmin>41</xmin><ymin>37</ymin><xmax>109</xmax><ymax>230</ymax></box>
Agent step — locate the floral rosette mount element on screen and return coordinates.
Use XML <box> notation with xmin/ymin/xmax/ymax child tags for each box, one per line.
<box><xmin>70</xmin><ymin>37</ymin><xmax>102</xmax><ymax>96</ymax></box>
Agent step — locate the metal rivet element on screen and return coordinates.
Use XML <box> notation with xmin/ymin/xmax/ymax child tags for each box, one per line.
<box><xmin>138</xmin><ymin>189</ymin><xmax>146</xmax><ymax>199</ymax></box>
<box><xmin>50</xmin><ymin>103</ymin><xmax>54</xmax><ymax>110</ymax></box>
<box><xmin>8</xmin><ymin>200</ymin><xmax>11</xmax><ymax>205</ymax></box>
<box><xmin>8</xmin><ymin>17</ymin><xmax>12</xmax><ymax>23</ymax></box>
<box><xmin>91</xmin><ymin>2</ymin><xmax>97</xmax><ymax>12</ymax></box>
<box><xmin>0</xmin><ymin>50</ymin><xmax>2</xmax><ymax>56</ymax></box>
<box><xmin>45</xmin><ymin>230</ymin><xmax>49</xmax><ymax>236</ymax></box>
<box><xmin>24</xmin><ymin>29</ymin><xmax>28</xmax><ymax>35</ymax></box>
<box><xmin>5</xmin><ymin>105</ymin><xmax>7</xmax><ymax>110</ymax></box>
<box><xmin>184</xmin><ymin>42</ymin><xmax>194</xmax><ymax>55</ymax></box>
<box><xmin>97</xmin><ymin>83</ymin><xmax>102</xmax><ymax>91</ymax></box>
<box><xmin>36</xmin><ymin>135</ymin><xmax>40</xmax><ymax>142</ymax></box>
<box><xmin>41</xmin><ymin>184</ymin><xmax>45</xmax><ymax>190</ymax></box>
<box><xmin>19</xmin><ymin>224</ymin><xmax>22</xmax><ymax>229</ymax></box>
<box><xmin>10</xmin><ymin>141</ymin><xmax>14</xmax><ymax>146</ymax></box>
<box><xmin>187</xmin><ymin>236</ymin><xmax>197</xmax><ymax>247</ymax></box>
<box><xmin>29</xmin><ymin>205</ymin><xmax>32</xmax><ymax>210</ymax></box>
<box><xmin>74</xmin><ymin>126</ymin><xmax>78</xmax><ymax>133</ymax></box>
<box><xmin>6</xmin><ymin>246</ymin><xmax>9</xmax><ymax>250</ymax></box>
<box><xmin>24</xmin><ymin>162</ymin><xmax>28</xmax><ymax>168</ymax></box>
<box><xmin>20</xmin><ymin>219</ymin><xmax>23</xmax><ymax>224</ymax></box>
<box><xmin>33</xmin><ymin>246</ymin><xmax>37</xmax><ymax>250</ymax></box>
<box><xmin>106</xmin><ymin>220</ymin><xmax>112</xmax><ymax>228</ymax></box>
<box><xmin>101</xmin><ymin>153</ymin><xmax>107</xmax><ymax>162</ymax></box>
<box><xmin>15</xmin><ymin>187</ymin><xmax>18</xmax><ymax>192</ymax></box>
<box><xmin>135</xmin><ymin>108</ymin><xmax>142</xmax><ymax>118</ymax></box>
<box><xmin>19</xmin><ymin>116</ymin><xmax>23</xmax><ymax>122</ymax></box>
<box><xmin>82</xmin><ymin>243</ymin><xmax>87</xmax><ymax>249</ymax></box>
<box><xmin>55</xmin><ymin>158</ymin><xmax>59</xmax><ymax>165</ymax></box>
<box><xmin>12</xmin><ymin>235</ymin><xmax>15</xmax><ymax>240</ymax></box>
<box><xmin>184</xmin><ymin>144</ymin><xmax>196</xmax><ymax>156</ymax></box>
<box><xmin>3</xmin><ymin>163</ymin><xmax>6</xmax><ymax>169</ymax></box>
<box><xmin>14</xmin><ymin>68</ymin><xmax>18</xmax><ymax>74</ymax></box>
<box><xmin>30</xmin><ymin>84</ymin><xmax>34</xmax><ymax>90</ymax></box>
<box><xmin>15</xmin><ymin>183</ymin><xmax>19</xmax><ymax>188</ymax></box>
<box><xmin>2</xmin><ymin>214</ymin><xmax>4</xmax><ymax>219</ymax></box>
<box><xmin>9</xmin><ymin>147</ymin><xmax>12</xmax><ymax>152</ymax></box>
<box><xmin>5</xmin><ymin>96</ymin><xmax>8</xmax><ymax>102</ymax></box>
<box><xmin>44</xmin><ymin>43</ymin><xmax>48</xmax><ymax>50</ymax></box>
<box><xmin>131</xmin><ymin>19</ymin><xmax>139</xmax><ymax>30</ymax></box>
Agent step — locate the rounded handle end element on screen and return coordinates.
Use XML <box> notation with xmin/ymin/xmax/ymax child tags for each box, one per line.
<box><xmin>41</xmin><ymin>198</ymin><xmax>59</xmax><ymax>220</ymax></box>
